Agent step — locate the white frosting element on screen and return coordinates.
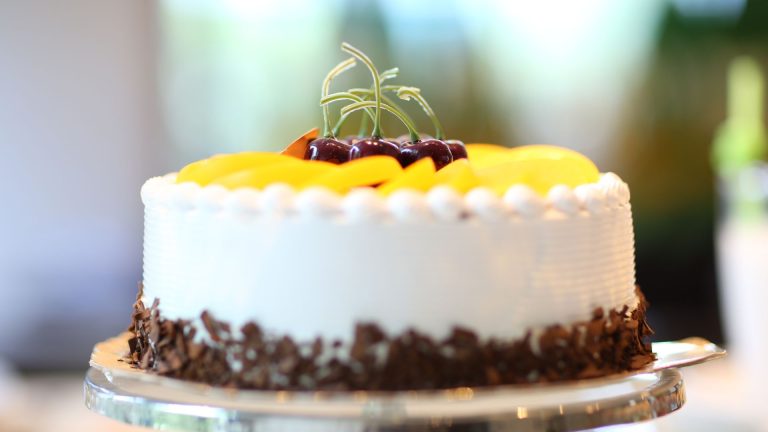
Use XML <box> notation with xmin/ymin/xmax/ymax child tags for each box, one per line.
<box><xmin>547</xmin><ymin>185</ymin><xmax>580</xmax><ymax>215</ymax></box>
<box><xmin>465</xmin><ymin>187</ymin><xmax>507</xmax><ymax>221</ymax></box>
<box><xmin>387</xmin><ymin>189</ymin><xmax>432</xmax><ymax>222</ymax></box>
<box><xmin>574</xmin><ymin>184</ymin><xmax>607</xmax><ymax>214</ymax></box>
<box><xmin>294</xmin><ymin>187</ymin><xmax>342</xmax><ymax>219</ymax></box>
<box><xmin>426</xmin><ymin>186</ymin><xmax>465</xmax><ymax>221</ymax></box>
<box><xmin>600</xmin><ymin>172</ymin><xmax>625</xmax><ymax>208</ymax></box>
<box><xmin>260</xmin><ymin>183</ymin><xmax>294</xmax><ymax>215</ymax></box>
<box><xmin>503</xmin><ymin>185</ymin><xmax>546</xmax><ymax>218</ymax></box>
<box><xmin>225</xmin><ymin>189</ymin><xmax>261</xmax><ymax>214</ymax></box>
<box><xmin>342</xmin><ymin>188</ymin><xmax>387</xmax><ymax>222</ymax></box>
<box><xmin>141</xmin><ymin>174</ymin><xmax>637</xmax><ymax>343</ymax></box>
<box><xmin>198</xmin><ymin>185</ymin><xmax>228</xmax><ymax>212</ymax></box>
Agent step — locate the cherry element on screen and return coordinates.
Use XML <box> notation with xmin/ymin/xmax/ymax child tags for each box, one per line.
<box><xmin>343</xmin><ymin>135</ymin><xmax>366</xmax><ymax>146</ymax></box>
<box><xmin>395</xmin><ymin>133</ymin><xmax>432</xmax><ymax>145</ymax></box>
<box><xmin>350</xmin><ymin>137</ymin><xmax>400</xmax><ymax>160</ymax></box>
<box><xmin>445</xmin><ymin>139</ymin><xmax>468</xmax><ymax>160</ymax></box>
<box><xmin>305</xmin><ymin>137</ymin><xmax>351</xmax><ymax>164</ymax></box>
<box><xmin>399</xmin><ymin>139</ymin><xmax>453</xmax><ymax>170</ymax></box>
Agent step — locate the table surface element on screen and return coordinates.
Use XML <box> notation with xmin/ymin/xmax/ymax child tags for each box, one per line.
<box><xmin>0</xmin><ymin>358</ymin><xmax>765</xmax><ymax>432</ymax></box>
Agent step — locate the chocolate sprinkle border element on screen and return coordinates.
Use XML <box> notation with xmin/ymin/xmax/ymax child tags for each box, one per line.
<box><xmin>127</xmin><ymin>286</ymin><xmax>655</xmax><ymax>391</ymax></box>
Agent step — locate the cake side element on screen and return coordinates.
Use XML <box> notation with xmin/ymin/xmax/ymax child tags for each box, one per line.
<box><xmin>140</xmin><ymin>173</ymin><xmax>636</xmax><ymax>344</ymax></box>
<box><xmin>127</xmin><ymin>287</ymin><xmax>654</xmax><ymax>390</ymax></box>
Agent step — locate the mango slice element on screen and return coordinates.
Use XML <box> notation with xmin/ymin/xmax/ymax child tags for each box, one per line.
<box><xmin>213</xmin><ymin>160</ymin><xmax>337</xmax><ymax>190</ymax></box>
<box><xmin>176</xmin><ymin>153</ymin><xmax>296</xmax><ymax>186</ymax></box>
<box><xmin>305</xmin><ymin>156</ymin><xmax>402</xmax><ymax>193</ymax></box>
<box><xmin>466</xmin><ymin>143</ymin><xmax>509</xmax><ymax>166</ymax></box>
<box><xmin>176</xmin><ymin>142</ymin><xmax>601</xmax><ymax>196</ymax></box>
<box><xmin>477</xmin><ymin>145</ymin><xmax>600</xmax><ymax>195</ymax></box>
<box><xmin>433</xmin><ymin>159</ymin><xmax>480</xmax><ymax>193</ymax></box>
<box><xmin>378</xmin><ymin>158</ymin><xmax>436</xmax><ymax>195</ymax></box>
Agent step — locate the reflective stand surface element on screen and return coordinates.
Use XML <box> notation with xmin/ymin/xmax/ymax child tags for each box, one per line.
<box><xmin>84</xmin><ymin>334</ymin><xmax>724</xmax><ymax>431</ymax></box>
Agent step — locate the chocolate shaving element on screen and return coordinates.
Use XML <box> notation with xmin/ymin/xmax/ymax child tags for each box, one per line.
<box><xmin>127</xmin><ymin>286</ymin><xmax>655</xmax><ymax>391</ymax></box>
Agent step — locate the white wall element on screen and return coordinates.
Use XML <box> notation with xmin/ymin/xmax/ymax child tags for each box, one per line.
<box><xmin>0</xmin><ymin>1</ymin><xmax>160</xmax><ymax>367</ymax></box>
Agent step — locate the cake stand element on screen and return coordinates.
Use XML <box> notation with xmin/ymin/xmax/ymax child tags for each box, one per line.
<box><xmin>84</xmin><ymin>334</ymin><xmax>724</xmax><ymax>431</ymax></box>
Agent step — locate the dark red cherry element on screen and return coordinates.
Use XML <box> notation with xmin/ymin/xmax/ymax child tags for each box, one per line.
<box><xmin>398</xmin><ymin>139</ymin><xmax>453</xmax><ymax>170</ymax></box>
<box><xmin>445</xmin><ymin>139</ymin><xmax>468</xmax><ymax>160</ymax></box>
<box><xmin>395</xmin><ymin>133</ymin><xmax>433</xmax><ymax>145</ymax></box>
<box><xmin>343</xmin><ymin>135</ymin><xmax>365</xmax><ymax>146</ymax></box>
<box><xmin>305</xmin><ymin>137</ymin><xmax>352</xmax><ymax>164</ymax></box>
<box><xmin>349</xmin><ymin>137</ymin><xmax>400</xmax><ymax>160</ymax></box>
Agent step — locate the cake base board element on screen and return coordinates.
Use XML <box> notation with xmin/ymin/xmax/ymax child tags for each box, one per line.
<box><xmin>84</xmin><ymin>333</ymin><xmax>723</xmax><ymax>431</ymax></box>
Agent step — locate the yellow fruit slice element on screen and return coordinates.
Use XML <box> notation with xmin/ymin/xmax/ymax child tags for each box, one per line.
<box><xmin>213</xmin><ymin>160</ymin><xmax>338</xmax><ymax>190</ymax></box>
<box><xmin>176</xmin><ymin>152</ymin><xmax>297</xmax><ymax>186</ymax></box>
<box><xmin>466</xmin><ymin>143</ymin><xmax>509</xmax><ymax>163</ymax></box>
<box><xmin>304</xmin><ymin>156</ymin><xmax>402</xmax><ymax>193</ymax></box>
<box><xmin>434</xmin><ymin>158</ymin><xmax>470</xmax><ymax>180</ymax></box>
<box><xmin>469</xmin><ymin>147</ymin><xmax>524</xmax><ymax>170</ymax></box>
<box><xmin>477</xmin><ymin>145</ymin><xmax>600</xmax><ymax>195</ymax></box>
<box><xmin>433</xmin><ymin>159</ymin><xmax>480</xmax><ymax>193</ymax></box>
<box><xmin>377</xmin><ymin>158</ymin><xmax>436</xmax><ymax>195</ymax></box>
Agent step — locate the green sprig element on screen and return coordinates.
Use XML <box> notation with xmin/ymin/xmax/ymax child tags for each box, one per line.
<box><xmin>332</xmin><ymin>69</ymin><xmax>400</xmax><ymax>137</ymax></box>
<box><xmin>338</xmin><ymin>100</ymin><xmax>420</xmax><ymax>142</ymax></box>
<box><xmin>396</xmin><ymin>86</ymin><xmax>444</xmax><ymax>140</ymax></box>
<box><xmin>348</xmin><ymin>88</ymin><xmax>417</xmax><ymax>132</ymax></box>
<box><xmin>341</xmin><ymin>42</ymin><xmax>383</xmax><ymax>138</ymax></box>
<box><xmin>321</xmin><ymin>57</ymin><xmax>357</xmax><ymax>137</ymax></box>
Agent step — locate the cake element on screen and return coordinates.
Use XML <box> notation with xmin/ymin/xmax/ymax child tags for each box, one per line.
<box><xmin>127</xmin><ymin>43</ymin><xmax>654</xmax><ymax>390</ymax></box>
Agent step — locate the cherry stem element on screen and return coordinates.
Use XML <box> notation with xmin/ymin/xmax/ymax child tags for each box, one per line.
<box><xmin>321</xmin><ymin>92</ymin><xmax>375</xmax><ymax>121</ymax></box>
<box><xmin>340</xmin><ymin>101</ymin><xmax>420</xmax><ymax>142</ymax></box>
<box><xmin>332</xmin><ymin>98</ymin><xmax>370</xmax><ymax>137</ymax></box>
<box><xmin>354</xmin><ymin>68</ymin><xmax>396</xmax><ymax>137</ymax></box>
<box><xmin>330</xmin><ymin>101</ymin><xmax>367</xmax><ymax>137</ymax></box>
<box><xmin>380</xmin><ymin>67</ymin><xmax>399</xmax><ymax>82</ymax></box>
<box><xmin>342</xmin><ymin>42</ymin><xmax>382</xmax><ymax>138</ymax></box>
<box><xmin>397</xmin><ymin>86</ymin><xmax>444</xmax><ymax>140</ymax></box>
<box><xmin>348</xmin><ymin>88</ymin><xmax>417</xmax><ymax>130</ymax></box>
<box><xmin>321</xmin><ymin>57</ymin><xmax>357</xmax><ymax>137</ymax></box>
<box><xmin>355</xmin><ymin>111</ymin><xmax>370</xmax><ymax>137</ymax></box>
<box><xmin>330</xmin><ymin>68</ymin><xmax>400</xmax><ymax>137</ymax></box>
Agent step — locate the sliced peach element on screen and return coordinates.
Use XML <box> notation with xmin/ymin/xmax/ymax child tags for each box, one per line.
<box><xmin>377</xmin><ymin>158</ymin><xmax>437</xmax><ymax>195</ymax></box>
<box><xmin>477</xmin><ymin>145</ymin><xmax>599</xmax><ymax>195</ymax></box>
<box><xmin>434</xmin><ymin>159</ymin><xmax>470</xmax><ymax>181</ymax></box>
<box><xmin>213</xmin><ymin>160</ymin><xmax>337</xmax><ymax>190</ymax></box>
<box><xmin>176</xmin><ymin>152</ymin><xmax>296</xmax><ymax>186</ymax></box>
<box><xmin>305</xmin><ymin>156</ymin><xmax>402</xmax><ymax>193</ymax></box>
<box><xmin>466</xmin><ymin>143</ymin><xmax>509</xmax><ymax>161</ymax></box>
<box><xmin>433</xmin><ymin>159</ymin><xmax>480</xmax><ymax>193</ymax></box>
<box><xmin>280</xmin><ymin>127</ymin><xmax>319</xmax><ymax>159</ymax></box>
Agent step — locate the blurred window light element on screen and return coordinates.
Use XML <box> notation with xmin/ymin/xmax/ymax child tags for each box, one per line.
<box><xmin>164</xmin><ymin>0</ymin><xmax>331</xmax><ymax>22</ymax></box>
<box><xmin>218</xmin><ymin>0</ymin><xmax>283</xmax><ymax>20</ymax></box>
<box><xmin>457</xmin><ymin>0</ymin><xmax>664</xmax><ymax>164</ymax></box>
<box><xmin>158</xmin><ymin>0</ymin><xmax>344</xmax><ymax>164</ymax></box>
<box><xmin>672</xmin><ymin>0</ymin><xmax>747</xmax><ymax>20</ymax></box>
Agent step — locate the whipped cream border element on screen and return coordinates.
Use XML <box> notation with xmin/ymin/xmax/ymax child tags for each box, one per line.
<box><xmin>141</xmin><ymin>173</ymin><xmax>630</xmax><ymax>222</ymax></box>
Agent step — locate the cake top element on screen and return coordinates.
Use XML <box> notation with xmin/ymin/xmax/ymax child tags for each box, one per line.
<box><xmin>174</xmin><ymin>42</ymin><xmax>602</xmax><ymax>198</ymax></box>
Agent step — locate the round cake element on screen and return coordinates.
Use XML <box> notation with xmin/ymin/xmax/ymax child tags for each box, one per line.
<box><xmin>127</xmin><ymin>43</ymin><xmax>654</xmax><ymax>390</ymax></box>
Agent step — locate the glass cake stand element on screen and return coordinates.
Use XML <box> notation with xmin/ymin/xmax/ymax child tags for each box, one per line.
<box><xmin>84</xmin><ymin>334</ymin><xmax>724</xmax><ymax>432</ymax></box>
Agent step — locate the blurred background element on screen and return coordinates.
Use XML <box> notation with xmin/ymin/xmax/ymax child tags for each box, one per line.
<box><xmin>2</xmin><ymin>0</ymin><xmax>768</xmax><ymax>430</ymax></box>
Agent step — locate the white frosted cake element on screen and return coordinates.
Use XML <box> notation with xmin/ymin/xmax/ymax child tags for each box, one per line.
<box><xmin>140</xmin><ymin>173</ymin><xmax>636</xmax><ymax>345</ymax></box>
<box><xmin>127</xmin><ymin>43</ymin><xmax>654</xmax><ymax>390</ymax></box>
